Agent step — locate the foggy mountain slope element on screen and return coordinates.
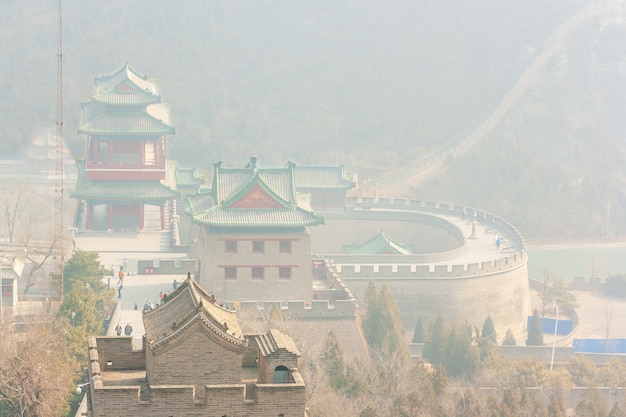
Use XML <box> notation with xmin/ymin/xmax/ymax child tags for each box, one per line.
<box><xmin>368</xmin><ymin>2</ymin><xmax>617</xmax><ymax>191</ymax></box>
<box><xmin>1</xmin><ymin>0</ymin><xmax>578</xmax><ymax>160</ymax></box>
<box><xmin>398</xmin><ymin>5</ymin><xmax>626</xmax><ymax>239</ymax></box>
<box><xmin>4</xmin><ymin>0</ymin><xmax>624</xmax><ymax>237</ymax></box>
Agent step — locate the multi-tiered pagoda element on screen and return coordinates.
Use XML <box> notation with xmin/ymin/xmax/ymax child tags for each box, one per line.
<box><xmin>71</xmin><ymin>64</ymin><xmax>178</xmax><ymax>231</ymax></box>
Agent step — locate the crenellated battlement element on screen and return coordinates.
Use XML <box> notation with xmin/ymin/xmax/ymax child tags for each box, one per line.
<box><xmin>347</xmin><ymin>196</ymin><xmax>526</xmax><ymax>249</ymax></box>
<box><xmin>237</xmin><ymin>260</ymin><xmax>358</xmax><ymax>319</ymax></box>
<box><xmin>327</xmin><ymin>197</ymin><xmax>527</xmax><ymax>281</ymax></box>
<box><xmin>333</xmin><ymin>252</ymin><xmax>526</xmax><ymax>279</ymax></box>
<box><xmin>333</xmin><ymin>197</ymin><xmax>530</xmax><ymax>336</ymax></box>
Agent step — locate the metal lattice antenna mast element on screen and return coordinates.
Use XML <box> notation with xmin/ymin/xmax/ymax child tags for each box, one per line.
<box><xmin>55</xmin><ymin>0</ymin><xmax>64</xmax><ymax>301</ymax></box>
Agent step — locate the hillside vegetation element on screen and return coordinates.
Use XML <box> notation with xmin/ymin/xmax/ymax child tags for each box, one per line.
<box><xmin>3</xmin><ymin>0</ymin><xmax>626</xmax><ymax>237</ymax></box>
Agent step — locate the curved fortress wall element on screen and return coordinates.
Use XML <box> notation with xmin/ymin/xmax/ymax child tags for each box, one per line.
<box><xmin>341</xmin><ymin>259</ymin><xmax>530</xmax><ymax>337</ymax></box>
<box><xmin>327</xmin><ymin>197</ymin><xmax>530</xmax><ymax>337</ymax></box>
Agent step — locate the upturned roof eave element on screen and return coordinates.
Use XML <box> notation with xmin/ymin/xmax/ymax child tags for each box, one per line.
<box><xmin>70</xmin><ymin>183</ymin><xmax>180</xmax><ymax>202</ymax></box>
<box><xmin>220</xmin><ymin>174</ymin><xmax>293</xmax><ymax>209</ymax></box>
<box><xmin>90</xmin><ymin>95</ymin><xmax>161</xmax><ymax>106</ymax></box>
<box><xmin>77</xmin><ymin>125</ymin><xmax>175</xmax><ymax>136</ymax></box>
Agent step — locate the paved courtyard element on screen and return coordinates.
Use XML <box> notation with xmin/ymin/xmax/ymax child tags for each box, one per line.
<box><xmin>74</xmin><ymin>231</ymin><xmax>190</xmax><ymax>341</ymax></box>
<box><xmin>75</xmin><ymin>224</ymin><xmax>626</xmax><ymax>347</ymax></box>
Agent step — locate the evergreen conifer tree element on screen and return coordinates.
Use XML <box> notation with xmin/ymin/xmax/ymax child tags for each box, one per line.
<box><xmin>321</xmin><ymin>331</ymin><xmax>349</xmax><ymax>392</ymax></box>
<box><xmin>443</xmin><ymin>323</ymin><xmax>480</xmax><ymax>379</ymax></box>
<box><xmin>361</xmin><ymin>281</ymin><xmax>410</xmax><ymax>362</ymax></box>
<box><xmin>478</xmin><ymin>316</ymin><xmax>497</xmax><ymax>360</ymax></box>
<box><xmin>412</xmin><ymin>316</ymin><xmax>426</xmax><ymax>343</ymax></box>
<box><xmin>322</xmin><ymin>331</ymin><xmax>361</xmax><ymax>398</ymax></box>
<box><xmin>63</xmin><ymin>250</ymin><xmax>105</xmax><ymax>294</ymax></box>
<box><xmin>362</xmin><ymin>281</ymin><xmax>385</xmax><ymax>349</ymax></box>
<box><xmin>423</xmin><ymin>313</ymin><xmax>447</xmax><ymax>366</ymax></box>
<box><xmin>481</xmin><ymin>316</ymin><xmax>497</xmax><ymax>344</ymax></box>
<box><xmin>502</xmin><ymin>328</ymin><xmax>517</xmax><ymax>346</ymax></box>
<box><xmin>526</xmin><ymin>308</ymin><xmax>544</xmax><ymax>346</ymax></box>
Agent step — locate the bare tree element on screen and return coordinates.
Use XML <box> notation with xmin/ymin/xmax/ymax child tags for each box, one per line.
<box><xmin>0</xmin><ymin>322</ymin><xmax>76</xmax><ymax>417</ymax></box>
<box><xmin>0</xmin><ymin>181</ymin><xmax>53</xmax><ymax>243</ymax></box>
<box><xmin>540</xmin><ymin>263</ymin><xmax>555</xmax><ymax>317</ymax></box>
<box><xmin>21</xmin><ymin>237</ymin><xmax>58</xmax><ymax>295</ymax></box>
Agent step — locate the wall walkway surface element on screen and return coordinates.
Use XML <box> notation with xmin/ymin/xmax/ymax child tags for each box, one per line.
<box><xmin>332</xmin><ymin>198</ymin><xmax>530</xmax><ymax>336</ymax></box>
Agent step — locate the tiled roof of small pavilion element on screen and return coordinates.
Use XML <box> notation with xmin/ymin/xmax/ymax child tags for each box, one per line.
<box><xmin>26</xmin><ymin>129</ymin><xmax>71</xmax><ymax>160</ymax></box>
<box><xmin>176</xmin><ymin>167</ymin><xmax>204</xmax><ymax>187</ymax></box>
<box><xmin>185</xmin><ymin>192</ymin><xmax>215</xmax><ymax>216</ymax></box>
<box><xmin>143</xmin><ymin>277</ymin><xmax>246</xmax><ymax>354</ymax></box>
<box><xmin>187</xmin><ymin>157</ymin><xmax>324</xmax><ymax>229</ymax></box>
<box><xmin>343</xmin><ymin>230</ymin><xmax>414</xmax><ymax>255</ymax></box>
<box><xmin>94</xmin><ymin>64</ymin><xmax>159</xmax><ymax>97</ymax></box>
<box><xmin>70</xmin><ymin>160</ymin><xmax>179</xmax><ymax>202</ymax></box>
<box><xmin>294</xmin><ymin>165</ymin><xmax>356</xmax><ymax>190</ymax></box>
<box><xmin>78</xmin><ymin>102</ymin><xmax>174</xmax><ymax>136</ymax></box>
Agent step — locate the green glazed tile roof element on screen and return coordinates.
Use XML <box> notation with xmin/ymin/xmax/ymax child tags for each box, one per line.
<box><xmin>71</xmin><ymin>160</ymin><xmax>179</xmax><ymax>202</ymax></box>
<box><xmin>212</xmin><ymin>165</ymin><xmax>295</xmax><ymax>204</ymax></box>
<box><xmin>176</xmin><ymin>167</ymin><xmax>204</xmax><ymax>187</ymax></box>
<box><xmin>344</xmin><ymin>230</ymin><xmax>414</xmax><ymax>255</ymax></box>
<box><xmin>78</xmin><ymin>110</ymin><xmax>175</xmax><ymax>136</ymax></box>
<box><xmin>192</xmin><ymin>206</ymin><xmax>324</xmax><ymax>229</ymax></box>
<box><xmin>94</xmin><ymin>64</ymin><xmax>159</xmax><ymax>96</ymax></box>
<box><xmin>80</xmin><ymin>64</ymin><xmax>174</xmax><ymax>136</ymax></box>
<box><xmin>185</xmin><ymin>193</ymin><xmax>215</xmax><ymax>216</ymax></box>
<box><xmin>187</xmin><ymin>158</ymin><xmax>324</xmax><ymax>228</ymax></box>
<box><xmin>92</xmin><ymin>88</ymin><xmax>160</xmax><ymax>106</ymax></box>
<box><xmin>220</xmin><ymin>175</ymin><xmax>292</xmax><ymax>209</ymax></box>
<box><xmin>294</xmin><ymin>165</ymin><xmax>356</xmax><ymax>190</ymax></box>
<box><xmin>71</xmin><ymin>180</ymin><xmax>179</xmax><ymax>202</ymax></box>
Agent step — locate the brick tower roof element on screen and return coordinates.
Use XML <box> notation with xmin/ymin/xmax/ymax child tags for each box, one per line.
<box><xmin>143</xmin><ymin>276</ymin><xmax>247</xmax><ymax>354</ymax></box>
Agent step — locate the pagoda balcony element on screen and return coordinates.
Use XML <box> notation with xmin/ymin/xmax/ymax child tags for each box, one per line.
<box><xmin>85</xmin><ymin>159</ymin><xmax>166</xmax><ymax>180</ymax></box>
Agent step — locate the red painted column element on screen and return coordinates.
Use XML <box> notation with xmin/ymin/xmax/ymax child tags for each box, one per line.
<box><xmin>139</xmin><ymin>204</ymin><xmax>145</xmax><ymax>229</ymax></box>
<box><xmin>86</xmin><ymin>203</ymin><xmax>92</xmax><ymax>230</ymax></box>
<box><xmin>108</xmin><ymin>204</ymin><xmax>113</xmax><ymax>230</ymax></box>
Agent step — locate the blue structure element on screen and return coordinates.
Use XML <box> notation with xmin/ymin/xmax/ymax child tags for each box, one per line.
<box><xmin>574</xmin><ymin>339</ymin><xmax>626</xmax><ymax>353</ymax></box>
<box><xmin>527</xmin><ymin>316</ymin><xmax>574</xmax><ymax>335</ymax></box>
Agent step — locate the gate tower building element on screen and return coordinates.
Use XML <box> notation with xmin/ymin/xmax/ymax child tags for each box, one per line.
<box><xmin>71</xmin><ymin>64</ymin><xmax>178</xmax><ymax>231</ymax></box>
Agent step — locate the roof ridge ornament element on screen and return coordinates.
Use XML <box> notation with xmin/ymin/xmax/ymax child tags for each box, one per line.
<box><xmin>246</xmin><ymin>156</ymin><xmax>258</xmax><ymax>171</ymax></box>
